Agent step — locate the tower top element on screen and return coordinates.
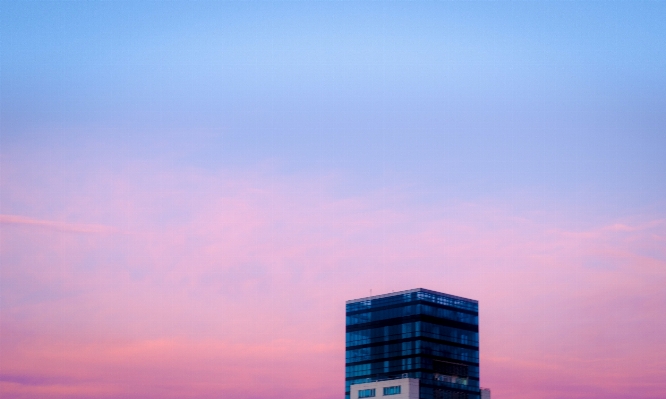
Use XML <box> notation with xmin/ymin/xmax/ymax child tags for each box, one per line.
<box><xmin>346</xmin><ymin>287</ymin><xmax>477</xmax><ymax>310</ymax></box>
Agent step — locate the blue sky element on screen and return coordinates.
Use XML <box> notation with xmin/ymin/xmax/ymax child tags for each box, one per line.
<box><xmin>3</xmin><ymin>2</ymin><xmax>665</xmax><ymax>198</ymax></box>
<box><xmin>3</xmin><ymin>2</ymin><xmax>666</xmax><ymax>220</ymax></box>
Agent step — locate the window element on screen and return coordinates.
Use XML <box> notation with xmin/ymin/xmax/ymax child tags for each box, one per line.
<box><xmin>433</xmin><ymin>360</ymin><xmax>469</xmax><ymax>378</ymax></box>
<box><xmin>359</xmin><ymin>389</ymin><xmax>376</xmax><ymax>398</ymax></box>
<box><xmin>434</xmin><ymin>389</ymin><xmax>468</xmax><ymax>399</ymax></box>
<box><xmin>383</xmin><ymin>386</ymin><xmax>401</xmax><ymax>396</ymax></box>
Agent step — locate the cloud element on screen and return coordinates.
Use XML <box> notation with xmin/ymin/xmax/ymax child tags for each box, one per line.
<box><xmin>0</xmin><ymin>215</ymin><xmax>117</xmax><ymax>234</ymax></box>
<box><xmin>1</xmin><ymin>160</ymin><xmax>665</xmax><ymax>399</ymax></box>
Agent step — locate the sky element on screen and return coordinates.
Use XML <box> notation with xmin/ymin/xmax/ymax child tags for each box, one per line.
<box><xmin>1</xmin><ymin>1</ymin><xmax>665</xmax><ymax>398</ymax></box>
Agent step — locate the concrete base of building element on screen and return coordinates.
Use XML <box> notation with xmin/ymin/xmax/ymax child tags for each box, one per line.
<box><xmin>350</xmin><ymin>377</ymin><xmax>419</xmax><ymax>399</ymax></box>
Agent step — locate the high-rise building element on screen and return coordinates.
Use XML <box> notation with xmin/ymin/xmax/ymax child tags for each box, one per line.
<box><xmin>346</xmin><ymin>288</ymin><xmax>480</xmax><ymax>399</ymax></box>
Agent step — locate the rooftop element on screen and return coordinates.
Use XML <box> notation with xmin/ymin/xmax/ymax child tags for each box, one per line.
<box><xmin>346</xmin><ymin>287</ymin><xmax>477</xmax><ymax>305</ymax></box>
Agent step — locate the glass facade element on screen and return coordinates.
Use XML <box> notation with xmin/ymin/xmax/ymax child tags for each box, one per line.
<box><xmin>346</xmin><ymin>289</ymin><xmax>480</xmax><ymax>399</ymax></box>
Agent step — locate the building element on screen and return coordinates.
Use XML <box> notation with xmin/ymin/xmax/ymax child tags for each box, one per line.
<box><xmin>346</xmin><ymin>288</ymin><xmax>480</xmax><ymax>399</ymax></box>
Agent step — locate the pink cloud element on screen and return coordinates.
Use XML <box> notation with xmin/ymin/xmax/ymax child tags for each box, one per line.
<box><xmin>1</xmin><ymin>161</ymin><xmax>665</xmax><ymax>398</ymax></box>
<box><xmin>0</xmin><ymin>215</ymin><xmax>117</xmax><ymax>234</ymax></box>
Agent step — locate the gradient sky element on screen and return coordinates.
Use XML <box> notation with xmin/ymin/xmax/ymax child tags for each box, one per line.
<box><xmin>1</xmin><ymin>2</ymin><xmax>665</xmax><ymax>399</ymax></box>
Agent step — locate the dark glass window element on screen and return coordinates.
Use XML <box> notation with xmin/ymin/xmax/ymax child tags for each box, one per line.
<box><xmin>433</xmin><ymin>361</ymin><xmax>468</xmax><ymax>378</ymax></box>
<box><xmin>359</xmin><ymin>388</ymin><xmax>376</xmax><ymax>398</ymax></box>
<box><xmin>383</xmin><ymin>386</ymin><xmax>401</xmax><ymax>395</ymax></box>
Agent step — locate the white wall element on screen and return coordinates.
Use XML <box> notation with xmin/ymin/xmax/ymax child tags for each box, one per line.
<box><xmin>350</xmin><ymin>378</ymin><xmax>419</xmax><ymax>399</ymax></box>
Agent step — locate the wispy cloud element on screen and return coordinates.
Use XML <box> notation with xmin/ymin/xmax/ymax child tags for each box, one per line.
<box><xmin>0</xmin><ymin>215</ymin><xmax>118</xmax><ymax>234</ymax></box>
<box><xmin>1</xmin><ymin>161</ymin><xmax>665</xmax><ymax>399</ymax></box>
